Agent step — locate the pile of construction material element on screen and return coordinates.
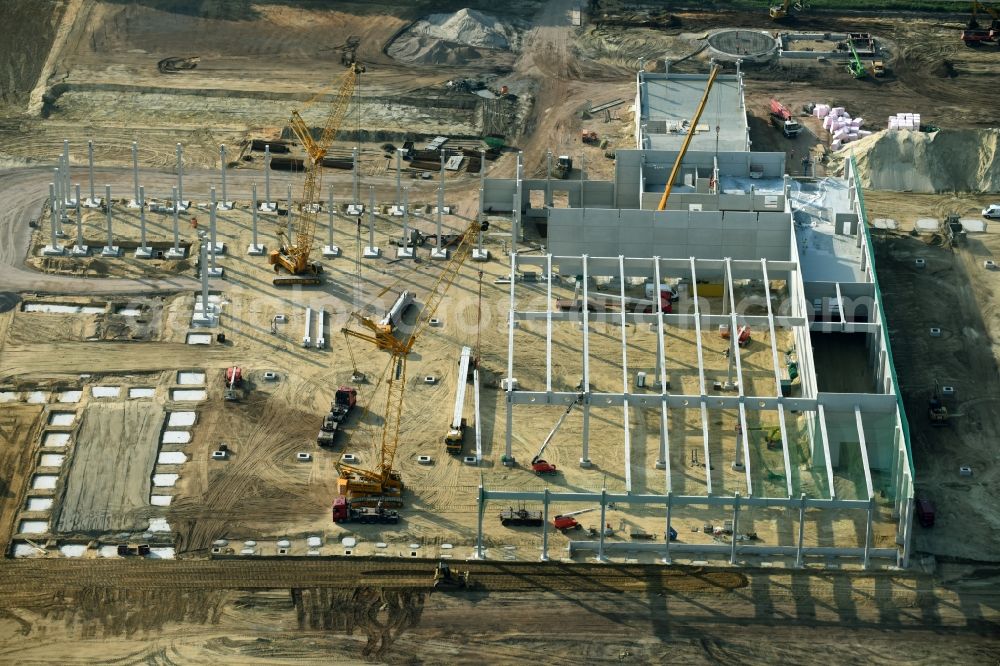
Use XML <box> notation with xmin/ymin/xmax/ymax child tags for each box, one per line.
<box><xmin>812</xmin><ymin>104</ymin><xmax>872</xmax><ymax>150</ymax></box>
<box><xmin>888</xmin><ymin>112</ymin><xmax>921</xmax><ymax>131</ymax></box>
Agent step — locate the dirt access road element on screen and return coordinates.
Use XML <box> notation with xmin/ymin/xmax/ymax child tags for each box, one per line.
<box><xmin>0</xmin><ymin>559</ymin><xmax>995</xmax><ymax>663</ymax></box>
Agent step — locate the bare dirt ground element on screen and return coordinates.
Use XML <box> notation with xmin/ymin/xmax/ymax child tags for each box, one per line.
<box><xmin>1</xmin><ymin>0</ymin><xmax>1000</xmax><ymax>660</ymax></box>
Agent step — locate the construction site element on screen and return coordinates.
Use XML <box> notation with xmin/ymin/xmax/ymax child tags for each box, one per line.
<box><xmin>0</xmin><ymin>0</ymin><xmax>998</xmax><ymax>662</ymax></box>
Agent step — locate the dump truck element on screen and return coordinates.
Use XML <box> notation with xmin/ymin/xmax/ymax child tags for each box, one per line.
<box><xmin>499</xmin><ymin>507</ymin><xmax>543</xmax><ymax>527</ymax></box>
<box><xmin>331</xmin><ymin>496</ymin><xmax>400</xmax><ymax>524</ymax></box>
<box><xmin>330</xmin><ymin>386</ymin><xmax>358</xmax><ymax>422</ymax></box>
<box><xmin>769</xmin><ymin>99</ymin><xmax>802</xmax><ymax>138</ymax></box>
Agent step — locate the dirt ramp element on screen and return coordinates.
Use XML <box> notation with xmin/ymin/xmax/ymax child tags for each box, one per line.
<box><xmin>842</xmin><ymin>129</ymin><xmax>1000</xmax><ymax>194</ymax></box>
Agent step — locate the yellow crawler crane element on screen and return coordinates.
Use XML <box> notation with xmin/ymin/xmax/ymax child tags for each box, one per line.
<box><xmin>337</xmin><ymin>218</ymin><xmax>487</xmax><ymax>505</ymax></box>
<box><xmin>269</xmin><ymin>62</ymin><xmax>363</xmax><ymax>285</ymax></box>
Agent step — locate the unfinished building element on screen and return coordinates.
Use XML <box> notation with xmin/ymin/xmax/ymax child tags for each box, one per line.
<box><xmin>478</xmin><ymin>66</ymin><xmax>915</xmax><ymax>567</ymax></box>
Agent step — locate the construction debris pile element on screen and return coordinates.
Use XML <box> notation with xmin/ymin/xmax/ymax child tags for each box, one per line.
<box><xmin>813</xmin><ymin>104</ymin><xmax>872</xmax><ymax>150</ymax></box>
<box><xmin>840</xmin><ymin>128</ymin><xmax>1000</xmax><ymax>193</ymax></box>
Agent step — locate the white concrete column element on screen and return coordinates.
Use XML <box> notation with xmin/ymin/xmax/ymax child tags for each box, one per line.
<box><xmin>393</xmin><ymin>150</ymin><xmax>402</xmax><ymax>215</ymax></box>
<box><xmin>218</xmin><ymin>144</ymin><xmax>232</xmax><ymax>209</ymax></box>
<box><xmin>52</xmin><ymin>168</ymin><xmax>64</xmax><ymax>234</ymax></box>
<box><xmin>472</xmin><ymin>188</ymin><xmax>489</xmax><ymax>261</ymax></box>
<box><xmin>43</xmin><ymin>183</ymin><xmax>64</xmax><ymax>256</ymax></box>
<box><xmin>176</xmin><ymin>143</ymin><xmax>185</xmax><ymax>210</ymax></box>
<box><xmin>207</xmin><ymin>187</ymin><xmax>223</xmax><ymax>277</ymax></box>
<box><xmin>540</xmin><ymin>488</ymin><xmax>550</xmax><ymax>561</ymax></box>
<box><xmin>661</xmin><ymin>491</ymin><xmax>673</xmax><ymax>564</ymax></box>
<box><xmin>795</xmin><ymin>493</ymin><xmax>807</xmax><ymax>568</ymax></box>
<box><xmin>303</xmin><ymin>306</ymin><xmax>313</xmax><ymax>347</ymax></box>
<box><xmin>352</xmin><ymin>147</ymin><xmax>360</xmax><ymax>204</ymax></box>
<box><xmin>70</xmin><ymin>183</ymin><xmax>88</xmax><ymax>256</ymax></box>
<box><xmin>130</xmin><ymin>141</ymin><xmax>140</xmax><ymax>207</ymax></box>
<box><xmin>397</xmin><ymin>187</ymin><xmax>413</xmax><ymax>259</ymax></box>
<box><xmin>363</xmin><ymin>186</ymin><xmax>380</xmax><ymax>258</ymax></box>
<box><xmin>546</xmin><ymin>150</ymin><xmax>553</xmax><ymax>207</ymax></box>
<box><xmin>322</xmin><ymin>185</ymin><xmax>339</xmax><ymax>257</ymax></box>
<box><xmin>192</xmin><ymin>233</ymin><xmax>216</xmax><ymax>327</ymax></box>
<box><xmin>246</xmin><ymin>182</ymin><xmax>264</xmax><ymax>255</ymax></box>
<box><xmin>101</xmin><ymin>184</ymin><xmax>119</xmax><ymax>257</ymax></box>
<box><xmin>261</xmin><ymin>145</ymin><xmax>275</xmax><ymax>212</ymax></box>
<box><xmin>87</xmin><ymin>140</ymin><xmax>96</xmax><ymax>205</ymax></box>
<box><xmin>135</xmin><ymin>185</ymin><xmax>152</xmax><ymax>258</ymax></box>
<box><xmin>166</xmin><ymin>185</ymin><xmax>185</xmax><ymax>259</ymax></box>
<box><xmin>316</xmin><ymin>308</ymin><xmax>326</xmax><ymax>349</ymax></box>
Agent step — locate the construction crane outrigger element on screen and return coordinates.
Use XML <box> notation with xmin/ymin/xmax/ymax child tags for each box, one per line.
<box><xmin>269</xmin><ymin>62</ymin><xmax>363</xmax><ymax>286</ymax></box>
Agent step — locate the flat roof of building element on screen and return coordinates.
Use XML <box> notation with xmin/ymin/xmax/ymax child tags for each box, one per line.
<box><xmin>638</xmin><ymin>72</ymin><xmax>748</xmax><ymax>152</ymax></box>
<box><xmin>791</xmin><ymin>179</ymin><xmax>867</xmax><ymax>283</ymax></box>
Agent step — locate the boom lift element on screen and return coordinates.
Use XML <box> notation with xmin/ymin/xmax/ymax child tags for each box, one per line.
<box><xmin>530</xmin><ymin>394</ymin><xmax>583</xmax><ymax>474</ymax></box>
<box><xmin>847</xmin><ymin>42</ymin><xmax>868</xmax><ymax>78</ymax></box>
<box><xmin>269</xmin><ymin>62</ymin><xmax>363</xmax><ymax>285</ymax></box>
<box><xmin>657</xmin><ymin>65</ymin><xmax>720</xmax><ymax>211</ymax></box>
<box><xmin>552</xmin><ymin>507</ymin><xmax>596</xmax><ymax>531</ymax></box>
<box><xmin>338</xmin><ymin>217</ymin><xmax>487</xmax><ymax>505</ymax></box>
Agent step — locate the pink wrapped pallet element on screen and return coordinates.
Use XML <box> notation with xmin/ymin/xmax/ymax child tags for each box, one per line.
<box><xmin>858</xmin><ymin>130</ymin><xmax>872</xmax><ymax>137</ymax></box>
<box><xmin>831</xmin><ymin>139</ymin><xmax>842</xmax><ymax>150</ymax></box>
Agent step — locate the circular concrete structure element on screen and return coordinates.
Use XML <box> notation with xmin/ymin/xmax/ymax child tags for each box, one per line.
<box><xmin>707</xmin><ymin>30</ymin><xmax>777</xmax><ymax>63</ymax></box>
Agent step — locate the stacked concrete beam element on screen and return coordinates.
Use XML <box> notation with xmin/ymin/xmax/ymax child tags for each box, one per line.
<box><xmin>303</xmin><ymin>306</ymin><xmax>313</xmax><ymax>347</ymax></box>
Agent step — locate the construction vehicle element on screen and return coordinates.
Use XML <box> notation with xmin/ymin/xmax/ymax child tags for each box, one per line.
<box><xmin>769</xmin><ymin>99</ymin><xmax>802</xmax><ymax>138</ymax></box>
<box><xmin>847</xmin><ymin>42</ymin><xmax>868</xmax><ymax>78</ymax></box>
<box><xmin>870</xmin><ymin>59</ymin><xmax>886</xmax><ymax>77</ymax></box>
<box><xmin>964</xmin><ymin>2</ymin><xmax>1000</xmax><ymax>42</ymax></box>
<box><xmin>581</xmin><ymin>130</ymin><xmax>599</xmax><ymax>145</ymax></box>
<box><xmin>929</xmin><ymin>381</ymin><xmax>949</xmax><ymax>426</ymax></box>
<box><xmin>530</xmin><ymin>395</ymin><xmax>583</xmax><ymax>474</ymax></box>
<box><xmin>224</xmin><ymin>366</ymin><xmax>242</xmax><ymax>401</ymax></box>
<box><xmin>432</xmin><ymin>561</ymin><xmax>469</xmax><ymax>589</ymax></box>
<box><xmin>444</xmin><ymin>346</ymin><xmax>473</xmax><ymax>454</ymax></box>
<box><xmin>769</xmin><ymin>0</ymin><xmax>805</xmax><ymax>20</ymax></box>
<box><xmin>331</xmin><ymin>496</ymin><xmax>399</xmax><ymax>524</ymax></box>
<box><xmin>657</xmin><ymin>65</ymin><xmax>720</xmax><ymax>211</ymax></box>
<box><xmin>554</xmin><ymin>155</ymin><xmax>573</xmax><ymax>179</ymax></box>
<box><xmin>337</xmin><ymin>217</ymin><xmax>487</xmax><ymax>506</ymax></box>
<box><xmin>331</xmin><ymin>386</ymin><xmax>358</xmax><ymax>421</ymax></box>
<box><xmin>553</xmin><ymin>507</ymin><xmax>596</xmax><ymax>531</ymax></box>
<box><xmin>269</xmin><ymin>62</ymin><xmax>363</xmax><ymax>286</ymax></box>
<box><xmin>499</xmin><ymin>506</ymin><xmax>543</xmax><ymax>527</ymax></box>
<box><xmin>915</xmin><ymin>497</ymin><xmax>936</xmax><ymax>528</ymax></box>
<box><xmin>720</xmin><ymin>324</ymin><xmax>751</xmax><ymax>347</ymax></box>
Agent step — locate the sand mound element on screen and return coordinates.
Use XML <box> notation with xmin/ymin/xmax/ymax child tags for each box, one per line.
<box><xmin>388</xmin><ymin>8</ymin><xmax>515</xmax><ymax>65</ymax></box>
<box><xmin>841</xmin><ymin>128</ymin><xmax>1000</xmax><ymax>193</ymax></box>
<box><xmin>418</xmin><ymin>9</ymin><xmax>510</xmax><ymax>49</ymax></box>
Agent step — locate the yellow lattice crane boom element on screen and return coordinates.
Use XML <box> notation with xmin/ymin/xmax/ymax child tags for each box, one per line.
<box><xmin>269</xmin><ymin>62</ymin><xmax>362</xmax><ymax>285</ymax></box>
<box><xmin>337</xmin><ymin>218</ymin><xmax>487</xmax><ymax>505</ymax></box>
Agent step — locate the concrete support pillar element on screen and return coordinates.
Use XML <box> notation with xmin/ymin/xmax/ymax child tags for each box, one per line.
<box><xmin>70</xmin><ymin>183</ymin><xmax>88</xmax><ymax>256</ymax></box>
<box><xmin>207</xmin><ymin>187</ymin><xmax>223</xmax><ymax>277</ymax></box>
<box><xmin>261</xmin><ymin>145</ymin><xmax>275</xmax><ymax>212</ymax></box>
<box><xmin>352</xmin><ymin>147</ymin><xmax>360</xmax><ymax>204</ymax></box>
<box><xmin>431</xmin><ymin>184</ymin><xmax>448</xmax><ymax>260</ymax></box>
<box><xmin>397</xmin><ymin>188</ymin><xmax>413</xmax><ymax>258</ymax></box>
<box><xmin>580</xmin><ymin>154</ymin><xmax>586</xmax><ymax>209</ymax></box>
<box><xmin>130</xmin><ymin>141</ymin><xmax>140</xmax><ymax>207</ymax></box>
<box><xmin>166</xmin><ymin>186</ymin><xmax>185</xmax><ymax>259</ymax></box>
<box><xmin>662</xmin><ymin>491</ymin><xmax>673</xmax><ymax>564</ymax></box>
<box><xmin>286</xmin><ymin>184</ymin><xmax>293</xmax><ymax>243</ymax></box>
<box><xmin>475</xmin><ymin>483</ymin><xmax>486</xmax><ymax>559</ymax></box>
<box><xmin>581</xmin><ymin>400</ymin><xmax>591</xmax><ymax>467</ymax></box>
<box><xmin>472</xmin><ymin>188</ymin><xmax>489</xmax><ymax>261</ymax></box>
<box><xmin>303</xmin><ymin>306</ymin><xmax>313</xmax><ymax>348</ymax></box>
<box><xmin>192</xmin><ymin>232</ymin><xmax>217</xmax><ymax>327</ymax></box>
<box><xmin>323</xmin><ymin>185</ymin><xmax>339</xmax><ymax>257</ymax></box>
<box><xmin>481</xmin><ymin>147</ymin><xmax>487</xmax><ymax>190</ymax></box>
<box><xmin>730</xmin><ymin>493</ymin><xmax>741</xmax><ymax>565</ymax></box>
<box><xmin>87</xmin><ymin>140</ymin><xmax>96</xmax><ymax>205</ymax></box>
<box><xmin>135</xmin><ymin>185</ymin><xmax>152</xmax><ymax>258</ymax></box>
<box><xmin>247</xmin><ymin>182</ymin><xmax>264</xmax><ymax>256</ymax></box>
<box><xmin>597</xmin><ymin>488</ymin><xmax>608</xmax><ymax>562</ymax></box>
<box><xmin>363</xmin><ymin>186</ymin><xmax>380</xmax><ymax>258</ymax></box>
<box><xmin>504</xmin><ymin>391</ymin><xmax>514</xmax><ymax>462</ymax></box>
<box><xmin>546</xmin><ymin>150</ymin><xmax>553</xmax><ymax>207</ymax></box>
<box><xmin>43</xmin><ymin>183</ymin><xmax>64</xmax><ymax>256</ymax></box>
<box><xmin>218</xmin><ymin>144</ymin><xmax>231</xmax><ymax>209</ymax></box>
<box><xmin>393</xmin><ymin>150</ymin><xmax>402</xmax><ymax>214</ymax></box>
<box><xmin>52</xmin><ymin>168</ymin><xmax>65</xmax><ymax>235</ymax></box>
<box><xmin>863</xmin><ymin>497</ymin><xmax>874</xmax><ymax>570</ymax></box>
<box><xmin>540</xmin><ymin>488</ymin><xmax>550</xmax><ymax>561</ymax></box>
<box><xmin>101</xmin><ymin>184</ymin><xmax>119</xmax><ymax>256</ymax></box>
<box><xmin>795</xmin><ymin>493</ymin><xmax>807</xmax><ymax>568</ymax></box>
<box><xmin>61</xmin><ymin>140</ymin><xmax>74</xmax><ymax>208</ymax></box>
<box><xmin>176</xmin><ymin>143</ymin><xmax>185</xmax><ymax>210</ymax></box>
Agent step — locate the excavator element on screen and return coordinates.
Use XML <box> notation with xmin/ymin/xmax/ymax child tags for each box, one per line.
<box><xmin>269</xmin><ymin>62</ymin><xmax>363</xmax><ymax>286</ymax></box>
<box><xmin>657</xmin><ymin>65</ymin><xmax>719</xmax><ymax>211</ymax></box>
<box><xmin>337</xmin><ymin>217</ymin><xmax>487</xmax><ymax>506</ymax></box>
<box><xmin>769</xmin><ymin>0</ymin><xmax>806</xmax><ymax>21</ymax></box>
<box><xmin>963</xmin><ymin>2</ymin><xmax>1000</xmax><ymax>43</ymax></box>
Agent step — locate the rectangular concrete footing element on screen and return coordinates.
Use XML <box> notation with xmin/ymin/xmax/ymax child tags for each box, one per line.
<box><xmin>134</xmin><ymin>247</ymin><xmax>154</xmax><ymax>259</ymax></box>
<box><xmin>42</xmin><ymin>245</ymin><xmax>65</xmax><ymax>256</ymax></box>
<box><xmin>217</xmin><ymin>202</ymin><xmax>234</xmax><ymax>210</ymax></box>
<box><xmin>389</xmin><ymin>205</ymin><xmax>404</xmax><ymax>216</ymax></box>
<box><xmin>246</xmin><ymin>244</ymin><xmax>265</xmax><ymax>256</ymax></box>
<box><xmin>363</xmin><ymin>247</ymin><xmax>381</xmax><ymax>259</ymax></box>
<box><xmin>347</xmin><ymin>204</ymin><xmax>364</xmax><ymax>216</ymax></box>
<box><xmin>165</xmin><ymin>247</ymin><xmax>187</xmax><ymax>259</ymax></box>
<box><xmin>100</xmin><ymin>246</ymin><xmax>121</xmax><ymax>257</ymax></box>
<box><xmin>82</xmin><ymin>198</ymin><xmax>102</xmax><ymax>209</ymax></box>
<box><xmin>396</xmin><ymin>247</ymin><xmax>415</xmax><ymax>259</ymax></box>
<box><xmin>127</xmin><ymin>200</ymin><xmax>142</xmax><ymax>209</ymax></box>
<box><xmin>70</xmin><ymin>245</ymin><xmax>89</xmax><ymax>256</ymax></box>
<box><xmin>655</xmin><ymin>460</ymin><xmax>667</xmax><ymax>470</ymax></box>
<box><xmin>431</xmin><ymin>248</ymin><xmax>450</xmax><ymax>260</ymax></box>
<box><xmin>191</xmin><ymin>314</ymin><xmax>218</xmax><ymax>328</ymax></box>
<box><xmin>206</xmin><ymin>268</ymin><xmax>224</xmax><ymax>278</ymax></box>
<box><xmin>580</xmin><ymin>458</ymin><xmax>593</xmax><ymax>468</ymax></box>
<box><xmin>472</xmin><ymin>249</ymin><xmax>490</xmax><ymax>261</ymax></box>
<box><xmin>258</xmin><ymin>203</ymin><xmax>277</xmax><ymax>213</ymax></box>
<box><xmin>322</xmin><ymin>245</ymin><xmax>341</xmax><ymax>258</ymax></box>
<box><xmin>210</xmin><ymin>243</ymin><xmax>226</xmax><ymax>255</ymax></box>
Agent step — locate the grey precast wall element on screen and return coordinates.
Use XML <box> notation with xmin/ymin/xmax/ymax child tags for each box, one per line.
<box><xmin>547</xmin><ymin>208</ymin><xmax>792</xmax><ymax>261</ymax></box>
